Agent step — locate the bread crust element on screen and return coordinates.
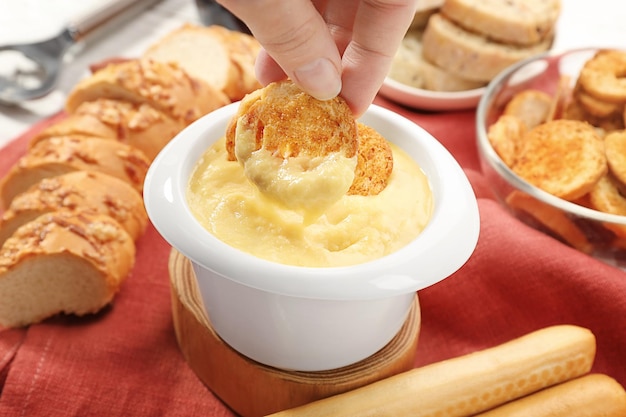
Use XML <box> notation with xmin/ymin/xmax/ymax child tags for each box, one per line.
<box><xmin>512</xmin><ymin>119</ymin><xmax>607</xmax><ymax>201</ymax></box>
<box><xmin>486</xmin><ymin>114</ymin><xmax>526</xmax><ymax>168</ymax></box>
<box><xmin>33</xmin><ymin>99</ymin><xmax>185</xmax><ymax>161</ymax></box>
<box><xmin>0</xmin><ymin>171</ymin><xmax>147</xmax><ymax>246</ymax></box>
<box><xmin>441</xmin><ymin>0</ymin><xmax>561</xmax><ymax>46</ymax></box>
<box><xmin>65</xmin><ymin>59</ymin><xmax>229</xmax><ymax>125</ymax></box>
<box><xmin>144</xmin><ymin>24</ymin><xmax>261</xmax><ymax>101</ymax></box>
<box><xmin>0</xmin><ymin>211</ymin><xmax>135</xmax><ymax>328</ymax></box>
<box><xmin>228</xmin><ymin>80</ymin><xmax>358</xmax><ymax>160</ymax></box>
<box><xmin>0</xmin><ymin>136</ymin><xmax>151</xmax><ymax>208</ymax></box>
<box><xmin>348</xmin><ymin>123</ymin><xmax>394</xmax><ymax>196</ymax></box>
<box><xmin>422</xmin><ymin>13</ymin><xmax>553</xmax><ymax>82</ymax></box>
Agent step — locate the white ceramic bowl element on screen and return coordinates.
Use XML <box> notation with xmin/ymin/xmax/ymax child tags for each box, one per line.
<box><xmin>144</xmin><ymin>102</ymin><xmax>480</xmax><ymax>371</ymax></box>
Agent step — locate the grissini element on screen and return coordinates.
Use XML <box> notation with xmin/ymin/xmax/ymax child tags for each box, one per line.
<box><xmin>475</xmin><ymin>374</ymin><xmax>626</xmax><ymax>417</ymax></box>
<box><xmin>266</xmin><ymin>325</ymin><xmax>596</xmax><ymax>417</ymax></box>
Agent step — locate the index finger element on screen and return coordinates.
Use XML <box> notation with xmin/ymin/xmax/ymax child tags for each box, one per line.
<box><xmin>218</xmin><ymin>0</ymin><xmax>343</xmax><ymax>100</ymax></box>
<box><xmin>338</xmin><ymin>0</ymin><xmax>418</xmax><ymax>115</ymax></box>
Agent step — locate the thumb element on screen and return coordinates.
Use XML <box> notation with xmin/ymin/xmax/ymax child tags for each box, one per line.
<box><xmin>217</xmin><ymin>0</ymin><xmax>342</xmax><ymax>100</ymax></box>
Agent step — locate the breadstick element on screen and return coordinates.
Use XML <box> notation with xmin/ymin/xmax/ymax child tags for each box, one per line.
<box><xmin>266</xmin><ymin>325</ymin><xmax>596</xmax><ymax>417</ymax></box>
<box><xmin>475</xmin><ymin>374</ymin><xmax>626</xmax><ymax>417</ymax></box>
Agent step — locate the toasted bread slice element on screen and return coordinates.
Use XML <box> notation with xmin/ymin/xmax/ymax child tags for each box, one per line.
<box><xmin>512</xmin><ymin>119</ymin><xmax>607</xmax><ymax>200</ymax></box>
<box><xmin>588</xmin><ymin>175</ymin><xmax>626</xmax><ymax>238</ymax></box>
<box><xmin>503</xmin><ymin>90</ymin><xmax>553</xmax><ymax>130</ymax></box>
<box><xmin>228</xmin><ymin>80</ymin><xmax>358</xmax><ymax>161</ymax></box>
<box><xmin>487</xmin><ymin>115</ymin><xmax>526</xmax><ymax>167</ymax></box>
<box><xmin>604</xmin><ymin>130</ymin><xmax>626</xmax><ymax>190</ymax></box>
<box><xmin>578</xmin><ymin>50</ymin><xmax>626</xmax><ymax>104</ymax></box>
<box><xmin>506</xmin><ymin>190</ymin><xmax>593</xmax><ymax>253</ymax></box>
<box><xmin>348</xmin><ymin>123</ymin><xmax>394</xmax><ymax>196</ymax></box>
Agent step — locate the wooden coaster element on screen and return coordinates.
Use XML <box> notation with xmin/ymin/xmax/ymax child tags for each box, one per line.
<box><xmin>169</xmin><ymin>249</ymin><xmax>421</xmax><ymax>417</ymax></box>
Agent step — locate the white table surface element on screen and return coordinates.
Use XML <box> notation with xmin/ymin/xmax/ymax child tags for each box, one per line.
<box><xmin>0</xmin><ymin>0</ymin><xmax>624</xmax><ymax>150</ymax></box>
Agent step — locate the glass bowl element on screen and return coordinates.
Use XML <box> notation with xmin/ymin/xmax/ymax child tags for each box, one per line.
<box><xmin>476</xmin><ymin>47</ymin><xmax>626</xmax><ymax>269</ymax></box>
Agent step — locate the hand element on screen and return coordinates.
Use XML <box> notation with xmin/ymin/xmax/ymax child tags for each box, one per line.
<box><xmin>216</xmin><ymin>0</ymin><xmax>418</xmax><ymax>116</ymax></box>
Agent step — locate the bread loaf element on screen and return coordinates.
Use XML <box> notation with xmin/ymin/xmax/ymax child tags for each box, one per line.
<box><xmin>0</xmin><ymin>211</ymin><xmax>135</xmax><ymax>328</ymax></box>
<box><xmin>421</xmin><ymin>13</ymin><xmax>553</xmax><ymax>82</ymax></box>
<box><xmin>0</xmin><ymin>171</ymin><xmax>147</xmax><ymax>246</ymax></box>
<box><xmin>33</xmin><ymin>98</ymin><xmax>185</xmax><ymax>161</ymax></box>
<box><xmin>475</xmin><ymin>374</ymin><xmax>626</xmax><ymax>417</ymax></box>
<box><xmin>144</xmin><ymin>24</ymin><xmax>261</xmax><ymax>102</ymax></box>
<box><xmin>65</xmin><ymin>59</ymin><xmax>229</xmax><ymax>125</ymax></box>
<box><xmin>0</xmin><ymin>135</ymin><xmax>150</xmax><ymax>208</ymax></box>
<box><xmin>440</xmin><ymin>0</ymin><xmax>561</xmax><ymax>46</ymax></box>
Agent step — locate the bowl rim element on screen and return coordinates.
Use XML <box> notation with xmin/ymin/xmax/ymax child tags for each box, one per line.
<box><xmin>144</xmin><ymin>102</ymin><xmax>480</xmax><ymax>300</ymax></box>
<box><xmin>476</xmin><ymin>46</ymin><xmax>626</xmax><ymax>227</ymax></box>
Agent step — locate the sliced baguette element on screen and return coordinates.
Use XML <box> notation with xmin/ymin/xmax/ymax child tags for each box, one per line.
<box><xmin>422</xmin><ymin>13</ymin><xmax>553</xmax><ymax>82</ymax></box>
<box><xmin>33</xmin><ymin>99</ymin><xmax>185</xmax><ymax>161</ymax></box>
<box><xmin>440</xmin><ymin>0</ymin><xmax>561</xmax><ymax>46</ymax></box>
<box><xmin>390</xmin><ymin>29</ymin><xmax>486</xmax><ymax>92</ymax></box>
<box><xmin>0</xmin><ymin>211</ymin><xmax>135</xmax><ymax>328</ymax></box>
<box><xmin>0</xmin><ymin>136</ymin><xmax>151</xmax><ymax>208</ymax></box>
<box><xmin>143</xmin><ymin>24</ymin><xmax>261</xmax><ymax>101</ymax></box>
<box><xmin>65</xmin><ymin>58</ymin><xmax>229</xmax><ymax>125</ymax></box>
<box><xmin>0</xmin><ymin>171</ymin><xmax>147</xmax><ymax>246</ymax></box>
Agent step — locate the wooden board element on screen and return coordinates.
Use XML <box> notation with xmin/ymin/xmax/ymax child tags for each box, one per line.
<box><xmin>168</xmin><ymin>249</ymin><xmax>421</xmax><ymax>417</ymax></box>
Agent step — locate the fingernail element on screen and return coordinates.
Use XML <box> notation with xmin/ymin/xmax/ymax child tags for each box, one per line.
<box><xmin>293</xmin><ymin>58</ymin><xmax>342</xmax><ymax>101</ymax></box>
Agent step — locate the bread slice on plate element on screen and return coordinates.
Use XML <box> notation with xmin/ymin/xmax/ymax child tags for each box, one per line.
<box><xmin>389</xmin><ymin>29</ymin><xmax>486</xmax><ymax>92</ymax></box>
<box><xmin>32</xmin><ymin>99</ymin><xmax>185</xmax><ymax>161</ymax></box>
<box><xmin>422</xmin><ymin>13</ymin><xmax>553</xmax><ymax>82</ymax></box>
<box><xmin>144</xmin><ymin>24</ymin><xmax>262</xmax><ymax>102</ymax></box>
<box><xmin>0</xmin><ymin>135</ymin><xmax>151</xmax><ymax>208</ymax></box>
<box><xmin>0</xmin><ymin>171</ymin><xmax>147</xmax><ymax>246</ymax></box>
<box><xmin>440</xmin><ymin>0</ymin><xmax>560</xmax><ymax>46</ymax></box>
<box><xmin>65</xmin><ymin>59</ymin><xmax>229</xmax><ymax>125</ymax></box>
<box><xmin>0</xmin><ymin>211</ymin><xmax>135</xmax><ymax>328</ymax></box>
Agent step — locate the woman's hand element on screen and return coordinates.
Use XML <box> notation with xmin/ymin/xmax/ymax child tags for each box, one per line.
<box><xmin>217</xmin><ymin>0</ymin><xmax>418</xmax><ymax>116</ymax></box>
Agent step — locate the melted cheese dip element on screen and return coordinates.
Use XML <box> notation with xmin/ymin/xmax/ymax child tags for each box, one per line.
<box><xmin>187</xmin><ymin>137</ymin><xmax>433</xmax><ymax>267</ymax></box>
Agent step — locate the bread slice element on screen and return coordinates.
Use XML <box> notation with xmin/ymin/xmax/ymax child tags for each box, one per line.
<box><xmin>0</xmin><ymin>211</ymin><xmax>135</xmax><ymax>328</ymax></box>
<box><xmin>65</xmin><ymin>58</ymin><xmax>229</xmax><ymax>125</ymax></box>
<box><xmin>0</xmin><ymin>171</ymin><xmax>147</xmax><ymax>246</ymax></box>
<box><xmin>389</xmin><ymin>29</ymin><xmax>486</xmax><ymax>91</ymax></box>
<box><xmin>0</xmin><ymin>136</ymin><xmax>151</xmax><ymax>208</ymax></box>
<box><xmin>33</xmin><ymin>99</ymin><xmax>185</xmax><ymax>161</ymax></box>
<box><xmin>348</xmin><ymin>123</ymin><xmax>394</xmax><ymax>196</ymax></box>
<box><xmin>440</xmin><ymin>0</ymin><xmax>561</xmax><ymax>46</ymax></box>
<box><xmin>421</xmin><ymin>13</ymin><xmax>553</xmax><ymax>82</ymax></box>
<box><xmin>143</xmin><ymin>24</ymin><xmax>261</xmax><ymax>101</ymax></box>
<box><xmin>512</xmin><ymin>119</ymin><xmax>607</xmax><ymax>201</ymax></box>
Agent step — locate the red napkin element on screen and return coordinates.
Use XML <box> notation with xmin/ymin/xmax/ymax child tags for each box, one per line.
<box><xmin>0</xmin><ymin>97</ymin><xmax>624</xmax><ymax>417</ymax></box>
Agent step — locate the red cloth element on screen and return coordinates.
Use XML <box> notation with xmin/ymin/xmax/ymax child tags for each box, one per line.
<box><xmin>0</xmin><ymin>96</ymin><xmax>624</xmax><ymax>417</ymax></box>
